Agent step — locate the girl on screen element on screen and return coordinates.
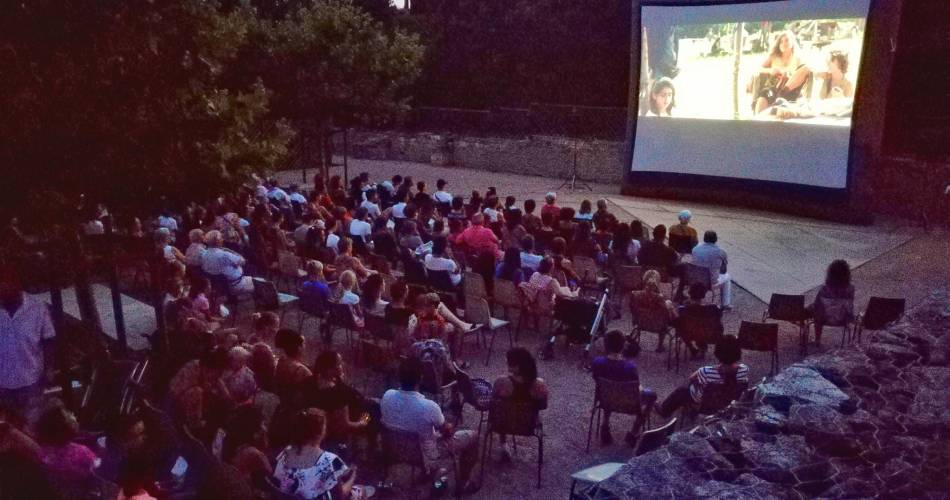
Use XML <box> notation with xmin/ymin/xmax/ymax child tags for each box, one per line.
<box><xmin>817</xmin><ymin>51</ymin><xmax>854</xmax><ymax>100</ymax></box>
<box><xmin>647</xmin><ymin>77</ymin><xmax>675</xmax><ymax>117</ymax></box>
<box><xmin>754</xmin><ymin>30</ymin><xmax>811</xmax><ymax>114</ymax></box>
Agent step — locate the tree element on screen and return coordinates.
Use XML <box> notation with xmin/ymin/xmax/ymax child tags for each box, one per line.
<box><xmin>0</xmin><ymin>0</ymin><xmax>295</xmax><ymax>221</ymax></box>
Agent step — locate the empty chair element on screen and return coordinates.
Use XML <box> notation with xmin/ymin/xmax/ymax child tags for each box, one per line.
<box><xmin>855</xmin><ymin>297</ymin><xmax>906</xmax><ymax>343</ymax></box>
<box><xmin>632</xmin><ymin>418</ymin><xmax>678</xmax><ymax>456</ymax></box>
<box><xmin>465</xmin><ymin>296</ymin><xmax>511</xmax><ymax>365</ymax></box>
<box><xmin>326</xmin><ymin>302</ymin><xmax>362</xmax><ymax>347</ymax></box>
<box><xmin>463</xmin><ymin>271</ymin><xmax>488</xmax><ymax>300</ymax></box>
<box><xmin>763</xmin><ymin>293</ymin><xmax>810</xmax><ymax>353</ymax></box>
<box><xmin>586</xmin><ymin>378</ymin><xmax>648</xmax><ymax>452</ymax></box>
<box><xmin>737</xmin><ymin>321</ymin><xmax>780</xmax><ymax>375</ymax></box>
<box><xmin>252</xmin><ymin>278</ymin><xmax>299</xmax><ymax>323</ymax></box>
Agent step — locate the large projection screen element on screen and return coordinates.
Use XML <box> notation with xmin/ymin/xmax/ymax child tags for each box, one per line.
<box><xmin>631</xmin><ymin>0</ymin><xmax>870</xmax><ymax>190</ymax></box>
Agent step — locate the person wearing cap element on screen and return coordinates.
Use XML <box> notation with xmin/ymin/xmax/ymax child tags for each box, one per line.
<box><xmin>669</xmin><ymin>209</ymin><xmax>698</xmax><ymax>254</ymax></box>
<box><xmin>540</xmin><ymin>192</ymin><xmax>561</xmax><ymax>222</ymax></box>
<box><xmin>0</xmin><ymin>268</ymin><xmax>56</xmax><ymax>425</ymax></box>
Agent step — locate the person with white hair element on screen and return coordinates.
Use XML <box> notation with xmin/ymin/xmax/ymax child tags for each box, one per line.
<box><xmin>669</xmin><ymin>209</ymin><xmax>698</xmax><ymax>254</ymax></box>
<box><xmin>185</xmin><ymin>228</ymin><xmax>207</xmax><ymax>267</ymax></box>
<box><xmin>201</xmin><ymin>230</ymin><xmax>255</xmax><ymax>293</ymax></box>
<box><xmin>540</xmin><ymin>191</ymin><xmax>561</xmax><ymax>221</ymax></box>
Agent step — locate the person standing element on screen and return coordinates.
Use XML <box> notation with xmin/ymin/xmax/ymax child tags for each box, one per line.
<box><xmin>0</xmin><ymin>268</ymin><xmax>56</xmax><ymax>424</ymax></box>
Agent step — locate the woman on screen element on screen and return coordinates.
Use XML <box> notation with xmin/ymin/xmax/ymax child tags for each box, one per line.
<box><xmin>754</xmin><ymin>30</ymin><xmax>811</xmax><ymax>114</ymax></box>
<box><xmin>646</xmin><ymin>77</ymin><xmax>675</xmax><ymax>117</ymax></box>
<box><xmin>817</xmin><ymin>51</ymin><xmax>854</xmax><ymax>100</ymax></box>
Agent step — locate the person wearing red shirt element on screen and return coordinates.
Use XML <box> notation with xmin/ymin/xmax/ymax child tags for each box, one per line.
<box><xmin>540</xmin><ymin>192</ymin><xmax>561</xmax><ymax>222</ymax></box>
<box><xmin>457</xmin><ymin>213</ymin><xmax>500</xmax><ymax>259</ymax></box>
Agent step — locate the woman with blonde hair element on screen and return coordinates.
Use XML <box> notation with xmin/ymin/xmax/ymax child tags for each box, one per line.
<box><xmin>630</xmin><ymin>269</ymin><xmax>677</xmax><ymax>352</ymax></box>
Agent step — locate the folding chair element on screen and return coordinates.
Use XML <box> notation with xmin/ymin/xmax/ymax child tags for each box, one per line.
<box><xmin>252</xmin><ymin>278</ymin><xmax>299</xmax><ymax>323</ymax></box>
<box><xmin>465</xmin><ymin>296</ymin><xmax>511</xmax><ymax>366</ymax></box>
<box><xmin>855</xmin><ymin>297</ymin><xmax>905</xmax><ymax>343</ymax></box>
<box><xmin>763</xmin><ymin>293</ymin><xmax>810</xmax><ymax>353</ymax></box>
<box><xmin>737</xmin><ymin>321</ymin><xmax>780</xmax><ymax>375</ymax></box>
<box><xmin>586</xmin><ymin>378</ymin><xmax>648</xmax><ymax>451</ymax></box>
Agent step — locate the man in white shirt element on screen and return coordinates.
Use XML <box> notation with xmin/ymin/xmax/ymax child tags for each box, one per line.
<box><xmin>349</xmin><ymin>208</ymin><xmax>373</xmax><ymax>245</ymax></box>
<box><xmin>691</xmin><ymin>231</ymin><xmax>732</xmax><ymax>309</ymax></box>
<box><xmin>520</xmin><ymin>235</ymin><xmax>543</xmax><ymax>271</ymax></box>
<box><xmin>288</xmin><ymin>184</ymin><xmax>308</xmax><ymax>205</ymax></box>
<box><xmin>157</xmin><ymin>212</ymin><xmax>178</xmax><ymax>233</ymax></box>
<box><xmin>381</xmin><ymin>358</ymin><xmax>478</xmax><ymax>491</ymax></box>
<box><xmin>294</xmin><ymin>214</ymin><xmax>317</xmax><ymax>246</ymax></box>
<box><xmin>359</xmin><ymin>190</ymin><xmax>382</xmax><ymax>219</ymax></box>
<box><xmin>380</xmin><ymin>175</ymin><xmax>401</xmax><ymax>197</ymax></box>
<box><xmin>424</xmin><ymin>237</ymin><xmax>461</xmax><ymax>286</ymax></box>
<box><xmin>390</xmin><ymin>192</ymin><xmax>408</xmax><ymax>219</ymax></box>
<box><xmin>433</xmin><ymin>179</ymin><xmax>453</xmax><ymax>204</ymax></box>
<box><xmin>0</xmin><ymin>269</ymin><xmax>56</xmax><ymax>424</ymax></box>
<box><xmin>200</xmin><ymin>230</ymin><xmax>254</xmax><ymax>293</ymax></box>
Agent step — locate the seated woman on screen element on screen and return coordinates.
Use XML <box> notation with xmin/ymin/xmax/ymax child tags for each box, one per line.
<box><xmin>816</xmin><ymin>51</ymin><xmax>854</xmax><ymax>100</ymax></box>
<box><xmin>754</xmin><ymin>30</ymin><xmax>811</xmax><ymax>114</ymax></box>
<box><xmin>645</xmin><ymin>77</ymin><xmax>675</xmax><ymax>117</ymax></box>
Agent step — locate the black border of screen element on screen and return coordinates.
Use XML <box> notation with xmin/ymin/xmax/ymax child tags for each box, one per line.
<box><xmin>622</xmin><ymin>0</ymin><xmax>875</xmax><ymax>220</ymax></box>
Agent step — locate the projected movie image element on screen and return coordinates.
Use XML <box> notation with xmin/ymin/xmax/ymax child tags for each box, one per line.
<box><xmin>640</xmin><ymin>18</ymin><xmax>864</xmax><ymax>125</ymax></box>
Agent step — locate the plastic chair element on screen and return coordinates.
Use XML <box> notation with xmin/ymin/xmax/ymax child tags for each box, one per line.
<box><xmin>492</xmin><ymin>279</ymin><xmax>523</xmax><ymax>321</ymax></box>
<box><xmin>573</xmin><ymin>255</ymin><xmax>607</xmax><ymax>295</ymax></box>
<box><xmin>586</xmin><ymin>378</ymin><xmax>647</xmax><ymax>452</ymax></box>
<box><xmin>630</xmin><ymin>303</ymin><xmax>674</xmax><ymax>366</ymax></box>
<box><xmin>453</xmin><ymin>363</ymin><xmax>492</xmax><ymax>437</ymax></box>
<box><xmin>480</xmin><ymin>398</ymin><xmax>545</xmax><ymax>488</ymax></box>
<box><xmin>763</xmin><ymin>293</ymin><xmax>810</xmax><ymax>353</ymax></box>
<box><xmin>326</xmin><ymin>302</ymin><xmax>361</xmax><ymax>347</ymax></box>
<box><xmin>252</xmin><ymin>278</ymin><xmax>299</xmax><ymax>323</ymax></box>
<box><xmin>632</xmin><ymin>418</ymin><xmax>677</xmax><ymax>456</ymax></box>
<box><xmin>275</xmin><ymin>251</ymin><xmax>306</xmax><ymax>292</ymax></box>
<box><xmin>465</xmin><ymin>296</ymin><xmax>511</xmax><ymax>365</ymax></box>
<box><xmin>681</xmin><ymin>263</ymin><xmax>720</xmax><ymax>305</ymax></box>
<box><xmin>297</xmin><ymin>285</ymin><xmax>328</xmax><ymax>334</ymax></box>
<box><xmin>462</xmin><ymin>271</ymin><xmax>488</xmax><ymax>301</ymax></box>
<box><xmin>855</xmin><ymin>297</ymin><xmax>905</xmax><ymax>343</ymax></box>
<box><xmin>380</xmin><ymin>425</ymin><xmax>457</xmax><ymax>493</ymax></box>
<box><xmin>673</xmin><ymin>307</ymin><xmax>723</xmax><ymax>371</ymax></box>
<box><xmin>737</xmin><ymin>321</ymin><xmax>780</xmax><ymax>375</ymax></box>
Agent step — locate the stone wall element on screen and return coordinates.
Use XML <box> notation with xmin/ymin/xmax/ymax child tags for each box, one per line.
<box><xmin>344</xmin><ymin>130</ymin><xmax>625</xmax><ymax>184</ymax></box>
<box><xmin>582</xmin><ymin>288</ymin><xmax>950</xmax><ymax>499</ymax></box>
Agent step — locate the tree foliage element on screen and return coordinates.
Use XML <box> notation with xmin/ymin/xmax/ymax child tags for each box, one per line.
<box><xmin>0</xmin><ymin>0</ymin><xmax>423</xmax><ymax>223</ymax></box>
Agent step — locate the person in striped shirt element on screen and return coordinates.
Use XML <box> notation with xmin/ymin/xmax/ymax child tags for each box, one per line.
<box><xmin>655</xmin><ymin>335</ymin><xmax>749</xmax><ymax>417</ymax></box>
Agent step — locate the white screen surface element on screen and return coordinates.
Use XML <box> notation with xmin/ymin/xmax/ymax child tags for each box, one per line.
<box><xmin>632</xmin><ymin>0</ymin><xmax>870</xmax><ymax>189</ymax></box>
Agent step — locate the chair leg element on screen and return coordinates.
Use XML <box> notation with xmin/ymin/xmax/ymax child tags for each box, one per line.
<box><xmin>485</xmin><ymin>329</ymin><xmax>496</xmax><ymax>367</ymax></box>
<box><xmin>537</xmin><ymin>434</ymin><xmax>543</xmax><ymax>488</ymax></box>
<box><xmin>586</xmin><ymin>407</ymin><xmax>597</xmax><ymax>452</ymax></box>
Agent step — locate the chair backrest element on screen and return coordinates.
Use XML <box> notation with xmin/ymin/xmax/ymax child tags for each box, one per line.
<box><xmin>634</xmin><ymin>418</ymin><xmax>677</xmax><ymax>456</ymax></box>
<box><xmin>766</xmin><ymin>293</ymin><xmax>807</xmax><ymax>322</ymax></box>
<box><xmin>632</xmin><ymin>303</ymin><xmax>671</xmax><ymax>334</ymax></box>
<box><xmin>427</xmin><ymin>269</ymin><xmax>455</xmax><ymax>291</ymax></box>
<box><xmin>493</xmin><ymin>279</ymin><xmax>522</xmax><ymax>308</ymax></box>
<box><xmin>381</xmin><ymin>425</ymin><xmax>425</xmax><ymax>468</ymax></box>
<box><xmin>364</xmin><ymin>313</ymin><xmax>394</xmax><ymax>342</ymax></box>
<box><xmin>328</xmin><ymin>302</ymin><xmax>358</xmax><ymax>329</ymax></box>
<box><xmin>594</xmin><ymin>378</ymin><xmax>641</xmax><ymax>416</ymax></box>
<box><xmin>677</xmin><ymin>308</ymin><xmax>724</xmax><ymax>346</ymax></box>
<box><xmin>299</xmin><ymin>285</ymin><xmax>328</xmax><ymax>316</ymax></box>
<box><xmin>698</xmin><ymin>378</ymin><xmax>749</xmax><ymax>415</ymax></box>
<box><xmin>380</xmin><ymin>273</ymin><xmax>397</xmax><ymax>301</ymax></box>
<box><xmin>463</xmin><ymin>271</ymin><xmax>487</xmax><ymax>299</ymax></box>
<box><xmin>682</xmin><ymin>263</ymin><xmax>712</xmax><ymax>289</ymax></box>
<box><xmin>573</xmin><ymin>256</ymin><xmax>599</xmax><ymax>284</ymax></box>
<box><xmin>277</xmin><ymin>251</ymin><xmax>301</xmax><ymax>278</ymax></box>
<box><xmin>737</xmin><ymin>321</ymin><xmax>778</xmax><ymax>352</ymax></box>
<box><xmin>862</xmin><ymin>297</ymin><xmax>906</xmax><ymax>330</ymax></box>
<box><xmin>489</xmin><ymin>397</ymin><xmax>540</xmax><ymax>437</ymax></box>
<box><xmin>368</xmin><ymin>253</ymin><xmax>392</xmax><ymax>274</ymax></box>
<box><xmin>817</xmin><ymin>296</ymin><xmax>854</xmax><ymax>326</ymax></box>
<box><xmin>465</xmin><ymin>297</ymin><xmax>492</xmax><ymax>325</ymax></box>
<box><xmin>668</xmin><ymin>233</ymin><xmax>693</xmax><ymax>254</ymax></box>
<box><xmin>616</xmin><ymin>265</ymin><xmax>644</xmax><ymax>292</ymax></box>
<box><xmin>253</xmin><ymin>279</ymin><xmax>280</xmax><ymax>311</ymax></box>
<box><xmin>403</xmin><ymin>257</ymin><xmax>428</xmax><ymax>285</ymax></box>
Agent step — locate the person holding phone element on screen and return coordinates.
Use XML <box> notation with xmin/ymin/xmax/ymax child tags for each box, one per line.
<box><xmin>303</xmin><ymin>351</ymin><xmax>376</xmax><ymax>446</ymax></box>
<box><xmin>273</xmin><ymin>408</ymin><xmax>375</xmax><ymax>499</ymax></box>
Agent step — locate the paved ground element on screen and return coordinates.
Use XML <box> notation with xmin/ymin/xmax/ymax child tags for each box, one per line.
<box><xmin>265</xmin><ymin>159</ymin><xmax>949</xmax><ymax>499</ymax></box>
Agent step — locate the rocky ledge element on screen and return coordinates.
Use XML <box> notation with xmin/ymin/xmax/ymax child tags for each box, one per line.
<box><xmin>583</xmin><ymin>288</ymin><xmax>950</xmax><ymax>499</ymax></box>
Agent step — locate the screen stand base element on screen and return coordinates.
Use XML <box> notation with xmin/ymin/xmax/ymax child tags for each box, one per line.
<box><xmin>554</xmin><ymin>145</ymin><xmax>593</xmax><ymax>192</ymax></box>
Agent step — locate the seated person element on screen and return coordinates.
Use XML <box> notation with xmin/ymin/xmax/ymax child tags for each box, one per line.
<box><xmin>676</xmin><ymin>283</ymin><xmax>723</xmax><ymax>359</ymax></box>
<box><xmin>407</xmin><ymin>293</ymin><xmax>479</xmax><ymax>362</ymax></box>
<box><xmin>274</xmin><ymin>329</ymin><xmax>313</xmax><ymax>405</ymax></box>
<box><xmin>655</xmin><ymin>336</ymin><xmax>749</xmax><ymax>418</ymax></box>
<box><xmin>219</xmin><ymin>405</ymin><xmax>273</xmax><ymax>486</ymax></box>
<box><xmin>36</xmin><ymin>405</ymin><xmax>100</xmax><ymax>481</ymax></box>
<box><xmin>300</xmin><ymin>260</ymin><xmax>331</xmax><ymax>307</ymax></box>
<box><xmin>359</xmin><ymin>273</ymin><xmax>389</xmax><ymax>316</ymax></box>
<box><xmin>304</xmin><ymin>351</ymin><xmax>374</xmax><ymax>445</ymax></box>
<box><xmin>381</xmin><ymin>358</ymin><xmax>479</xmax><ymax>494</ymax></box>
<box><xmin>519</xmin><ymin>235</ymin><xmax>543</xmax><ymax>272</ymax></box>
<box><xmin>668</xmin><ymin>210</ymin><xmax>698</xmax><ymax>254</ymax></box>
<box><xmin>200</xmin><ymin>230</ymin><xmax>254</xmax><ymax>294</ymax></box>
<box><xmin>547</xmin><ymin>237</ymin><xmax>579</xmax><ymax>286</ymax></box>
<box><xmin>273</xmin><ymin>408</ymin><xmax>374</xmax><ymax>499</ymax></box>
<box><xmin>630</xmin><ymin>270</ymin><xmax>677</xmax><ymax>352</ymax></box>
<box><xmin>520</xmin><ymin>257</ymin><xmax>578</xmax><ymax>314</ymax></box>
<box><xmin>691</xmin><ymin>231</ymin><xmax>732</xmax><ymax>309</ymax></box>
<box><xmin>816</xmin><ymin>51</ymin><xmax>854</xmax><ymax>100</ymax></box>
<box><xmin>590</xmin><ymin>331</ymin><xmax>656</xmax><ymax>446</ymax></box>
<box><xmin>495</xmin><ymin>247</ymin><xmax>526</xmax><ymax>285</ymax></box>
<box><xmin>334</xmin><ymin>237</ymin><xmax>372</xmax><ymax>280</ymax></box>
<box><xmin>637</xmin><ymin>224</ymin><xmax>679</xmax><ymax>275</ymax></box>
<box><xmin>424</xmin><ymin>237</ymin><xmax>462</xmax><ymax>286</ymax></box>
<box><xmin>753</xmin><ymin>30</ymin><xmax>811</xmax><ymax>114</ymax></box>
<box><xmin>805</xmin><ymin>259</ymin><xmax>854</xmax><ymax>346</ymax></box>
<box><xmin>96</xmin><ymin>413</ymin><xmax>149</xmax><ymax>483</ymax></box>
<box><xmin>384</xmin><ymin>280</ymin><xmax>413</xmax><ymax>327</ymax></box>
<box><xmin>491</xmin><ymin>348</ymin><xmax>548</xmax><ymax>461</ymax></box>
<box><xmin>168</xmin><ymin>347</ymin><xmax>230</xmax><ymax>432</ymax></box>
